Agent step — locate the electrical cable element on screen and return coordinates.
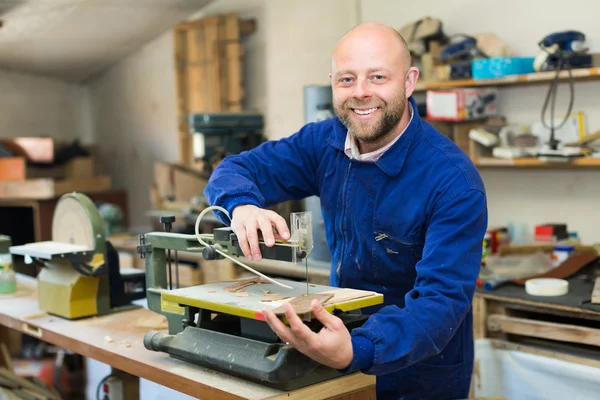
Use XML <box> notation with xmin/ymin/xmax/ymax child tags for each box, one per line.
<box><xmin>95</xmin><ymin>373</ymin><xmax>111</xmax><ymax>400</ymax></box>
<box><xmin>539</xmin><ymin>46</ymin><xmax>579</xmax><ymax>150</ymax></box>
<box><xmin>540</xmin><ymin>57</ymin><xmax>575</xmax><ymax>149</ymax></box>
<box><xmin>194</xmin><ymin>206</ymin><xmax>293</xmax><ymax>290</ymax></box>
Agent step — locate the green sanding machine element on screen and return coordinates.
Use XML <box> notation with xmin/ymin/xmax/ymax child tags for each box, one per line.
<box><xmin>9</xmin><ymin>193</ymin><xmax>146</xmax><ymax>319</ymax></box>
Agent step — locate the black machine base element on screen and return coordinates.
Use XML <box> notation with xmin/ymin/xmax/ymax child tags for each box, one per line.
<box><xmin>144</xmin><ymin>326</ymin><xmax>344</xmax><ymax>391</ymax></box>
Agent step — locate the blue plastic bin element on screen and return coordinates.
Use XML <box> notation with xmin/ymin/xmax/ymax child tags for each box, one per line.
<box><xmin>472</xmin><ymin>57</ymin><xmax>535</xmax><ymax>80</ymax></box>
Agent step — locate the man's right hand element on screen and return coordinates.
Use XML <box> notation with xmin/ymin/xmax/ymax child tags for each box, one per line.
<box><xmin>230</xmin><ymin>205</ymin><xmax>290</xmax><ymax>261</ymax></box>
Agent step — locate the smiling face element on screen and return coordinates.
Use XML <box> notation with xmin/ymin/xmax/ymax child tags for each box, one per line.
<box><xmin>331</xmin><ymin>23</ymin><xmax>418</xmax><ymax>152</ymax></box>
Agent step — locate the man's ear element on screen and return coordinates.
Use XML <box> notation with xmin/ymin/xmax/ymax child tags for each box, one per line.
<box><xmin>404</xmin><ymin>67</ymin><xmax>420</xmax><ymax>98</ymax></box>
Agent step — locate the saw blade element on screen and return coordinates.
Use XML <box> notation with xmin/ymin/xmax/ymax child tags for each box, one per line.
<box><xmin>51</xmin><ymin>194</ymin><xmax>100</xmax><ymax>250</ymax></box>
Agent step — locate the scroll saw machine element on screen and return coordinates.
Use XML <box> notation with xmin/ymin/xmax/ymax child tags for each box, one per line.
<box><xmin>9</xmin><ymin>193</ymin><xmax>146</xmax><ymax>319</ymax></box>
<box><xmin>137</xmin><ymin>208</ymin><xmax>384</xmax><ymax>390</ymax></box>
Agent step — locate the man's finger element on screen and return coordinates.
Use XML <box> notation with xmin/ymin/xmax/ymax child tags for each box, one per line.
<box><xmin>269</xmin><ymin>211</ymin><xmax>290</xmax><ymax>241</ymax></box>
<box><xmin>245</xmin><ymin>222</ymin><xmax>262</xmax><ymax>261</ymax></box>
<box><xmin>262</xmin><ymin>308</ymin><xmax>293</xmax><ymax>343</ymax></box>
<box><xmin>311</xmin><ymin>300</ymin><xmax>339</xmax><ymax>330</ymax></box>
<box><xmin>233</xmin><ymin>225</ymin><xmax>252</xmax><ymax>260</ymax></box>
<box><xmin>283</xmin><ymin>303</ymin><xmax>315</xmax><ymax>342</ymax></box>
<box><xmin>257</xmin><ymin>215</ymin><xmax>276</xmax><ymax>247</ymax></box>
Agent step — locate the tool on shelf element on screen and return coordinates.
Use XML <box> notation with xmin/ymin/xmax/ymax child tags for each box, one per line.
<box><xmin>534</xmin><ymin>31</ymin><xmax>589</xmax><ymax>152</ymax></box>
<box><xmin>9</xmin><ymin>193</ymin><xmax>146</xmax><ymax>319</ymax></box>
<box><xmin>137</xmin><ymin>207</ymin><xmax>384</xmax><ymax>390</ymax></box>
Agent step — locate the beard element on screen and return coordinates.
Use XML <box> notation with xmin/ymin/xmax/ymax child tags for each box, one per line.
<box><xmin>334</xmin><ymin>92</ymin><xmax>406</xmax><ymax>143</ymax></box>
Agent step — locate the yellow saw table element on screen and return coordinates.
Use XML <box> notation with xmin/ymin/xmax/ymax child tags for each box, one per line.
<box><xmin>144</xmin><ymin>276</ymin><xmax>383</xmax><ymax>391</ymax></box>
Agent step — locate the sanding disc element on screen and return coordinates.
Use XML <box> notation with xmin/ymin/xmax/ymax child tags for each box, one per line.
<box><xmin>52</xmin><ymin>193</ymin><xmax>105</xmax><ymax>253</ymax></box>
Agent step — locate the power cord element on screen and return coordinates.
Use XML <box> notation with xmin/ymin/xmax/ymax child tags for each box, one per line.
<box><xmin>95</xmin><ymin>373</ymin><xmax>111</xmax><ymax>400</ymax></box>
<box><xmin>540</xmin><ymin>52</ymin><xmax>576</xmax><ymax>150</ymax></box>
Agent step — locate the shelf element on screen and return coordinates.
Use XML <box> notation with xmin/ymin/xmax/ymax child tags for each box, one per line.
<box><xmin>415</xmin><ymin>67</ymin><xmax>600</xmax><ymax>92</ymax></box>
<box><xmin>475</xmin><ymin>157</ymin><xmax>600</xmax><ymax>168</ymax></box>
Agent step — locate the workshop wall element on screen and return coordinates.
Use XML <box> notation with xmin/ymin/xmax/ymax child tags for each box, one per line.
<box><xmin>261</xmin><ymin>0</ymin><xmax>359</xmax><ymax>140</ymax></box>
<box><xmin>361</xmin><ymin>0</ymin><xmax>600</xmax><ymax>244</ymax></box>
<box><xmin>0</xmin><ymin>68</ymin><xmax>92</xmax><ymax>143</ymax></box>
<box><xmin>87</xmin><ymin>31</ymin><xmax>180</xmax><ymax>230</ymax></box>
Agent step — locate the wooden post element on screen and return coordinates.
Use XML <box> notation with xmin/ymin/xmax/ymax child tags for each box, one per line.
<box><xmin>173</xmin><ymin>13</ymin><xmax>251</xmax><ymax>168</ymax></box>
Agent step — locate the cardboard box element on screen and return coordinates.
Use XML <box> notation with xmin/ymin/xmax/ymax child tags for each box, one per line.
<box><xmin>426</xmin><ymin>88</ymin><xmax>498</xmax><ymax>121</ymax></box>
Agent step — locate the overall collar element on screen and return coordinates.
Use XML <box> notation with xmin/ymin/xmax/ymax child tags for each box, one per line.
<box><xmin>328</xmin><ymin>96</ymin><xmax>423</xmax><ymax>177</ymax></box>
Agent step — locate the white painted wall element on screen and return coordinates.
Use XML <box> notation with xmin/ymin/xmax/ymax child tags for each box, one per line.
<box><xmin>0</xmin><ymin>68</ymin><xmax>91</xmax><ymax>143</ymax></box>
<box><xmin>262</xmin><ymin>0</ymin><xmax>359</xmax><ymax>139</ymax></box>
<box><xmin>87</xmin><ymin>30</ymin><xmax>180</xmax><ymax>230</ymax></box>
<box><xmin>361</xmin><ymin>0</ymin><xmax>600</xmax><ymax>244</ymax></box>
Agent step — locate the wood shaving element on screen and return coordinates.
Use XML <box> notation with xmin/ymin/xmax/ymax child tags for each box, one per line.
<box><xmin>260</xmin><ymin>293</ymin><xmax>291</xmax><ymax>302</ymax></box>
<box><xmin>22</xmin><ymin>312</ymin><xmax>48</xmax><ymax>320</ymax></box>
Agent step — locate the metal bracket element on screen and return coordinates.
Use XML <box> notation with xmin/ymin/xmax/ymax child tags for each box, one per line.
<box><xmin>136</xmin><ymin>234</ymin><xmax>152</xmax><ymax>259</ymax></box>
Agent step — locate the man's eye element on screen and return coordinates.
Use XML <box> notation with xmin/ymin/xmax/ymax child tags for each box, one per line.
<box><xmin>373</xmin><ymin>75</ymin><xmax>385</xmax><ymax>80</ymax></box>
<box><xmin>340</xmin><ymin>77</ymin><xmax>352</xmax><ymax>83</ymax></box>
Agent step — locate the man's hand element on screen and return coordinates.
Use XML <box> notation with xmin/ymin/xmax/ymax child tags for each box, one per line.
<box><xmin>231</xmin><ymin>205</ymin><xmax>290</xmax><ymax>261</ymax></box>
<box><xmin>262</xmin><ymin>299</ymin><xmax>353</xmax><ymax>370</ymax></box>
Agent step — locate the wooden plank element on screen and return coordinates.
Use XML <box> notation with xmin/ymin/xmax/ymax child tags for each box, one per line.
<box><xmin>591</xmin><ymin>277</ymin><xmax>600</xmax><ymax>304</ymax></box>
<box><xmin>0</xmin><ymin>179</ymin><xmax>55</xmax><ymax>199</ymax></box>
<box><xmin>0</xmin><ymin>176</ymin><xmax>111</xmax><ymax>200</ymax></box>
<box><xmin>205</xmin><ymin>18</ymin><xmax>221</xmax><ymax>111</ymax></box>
<box><xmin>53</xmin><ymin>176</ymin><xmax>112</xmax><ymax>196</ymax></box>
<box><xmin>187</xmin><ymin>23</ymin><xmax>206</xmax><ymax>113</ymax></box>
<box><xmin>273</xmin><ymin>293</ymin><xmax>334</xmax><ymax>315</ymax></box>
<box><xmin>491</xmin><ymin>338</ymin><xmax>600</xmax><ymax>371</ymax></box>
<box><xmin>0</xmin><ymin>275</ymin><xmax>373</xmax><ymax>400</ymax></box>
<box><xmin>239</xmin><ymin>18</ymin><xmax>256</xmax><ymax>36</ymax></box>
<box><xmin>225</xmin><ymin>13</ymin><xmax>243</xmax><ymax>111</ymax></box>
<box><xmin>476</xmin><ymin>156</ymin><xmax>600</xmax><ymax>168</ymax></box>
<box><xmin>174</xmin><ymin>13</ymin><xmax>249</xmax><ymax>167</ymax></box>
<box><xmin>264</xmin><ymin>382</ymin><xmax>376</xmax><ymax>400</ymax></box>
<box><xmin>174</xmin><ymin>27</ymin><xmax>190</xmax><ymax>166</ymax></box>
<box><xmin>415</xmin><ymin>66</ymin><xmax>600</xmax><ymax>92</ymax></box>
<box><xmin>0</xmin><ymin>158</ymin><xmax>26</xmax><ymax>181</ymax></box>
<box><xmin>487</xmin><ymin>314</ymin><xmax>600</xmax><ymax>347</ymax></box>
<box><xmin>472</xmin><ymin>295</ymin><xmax>487</xmax><ymax>340</ymax></box>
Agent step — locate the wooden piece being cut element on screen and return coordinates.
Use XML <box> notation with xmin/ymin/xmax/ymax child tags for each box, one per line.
<box><xmin>321</xmin><ymin>288</ymin><xmax>378</xmax><ymax>305</ymax></box>
<box><xmin>272</xmin><ymin>293</ymin><xmax>334</xmax><ymax>315</ymax></box>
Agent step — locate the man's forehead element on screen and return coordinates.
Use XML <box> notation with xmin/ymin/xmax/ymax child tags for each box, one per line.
<box><xmin>333</xmin><ymin>66</ymin><xmax>391</xmax><ymax>77</ymax></box>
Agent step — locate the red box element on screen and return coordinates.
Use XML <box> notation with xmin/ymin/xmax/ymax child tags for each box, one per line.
<box><xmin>426</xmin><ymin>88</ymin><xmax>498</xmax><ymax>121</ymax></box>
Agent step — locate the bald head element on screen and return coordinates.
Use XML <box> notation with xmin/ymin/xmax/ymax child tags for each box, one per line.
<box><xmin>332</xmin><ymin>22</ymin><xmax>412</xmax><ymax>74</ymax></box>
<box><xmin>329</xmin><ymin>22</ymin><xmax>419</xmax><ymax>154</ymax></box>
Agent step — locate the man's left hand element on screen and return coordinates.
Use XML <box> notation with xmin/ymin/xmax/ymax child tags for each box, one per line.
<box><xmin>262</xmin><ymin>299</ymin><xmax>353</xmax><ymax>370</ymax></box>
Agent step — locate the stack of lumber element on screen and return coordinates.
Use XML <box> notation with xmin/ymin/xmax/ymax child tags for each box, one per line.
<box><xmin>0</xmin><ymin>367</ymin><xmax>60</xmax><ymax>400</ymax></box>
<box><xmin>0</xmin><ymin>138</ymin><xmax>111</xmax><ymax>200</ymax></box>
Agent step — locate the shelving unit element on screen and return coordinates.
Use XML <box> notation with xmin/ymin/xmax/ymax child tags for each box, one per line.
<box><xmin>418</xmin><ymin>67</ymin><xmax>600</xmax><ymax>169</ymax></box>
<box><xmin>475</xmin><ymin>157</ymin><xmax>600</xmax><ymax>168</ymax></box>
<box><xmin>415</xmin><ymin>67</ymin><xmax>600</xmax><ymax>92</ymax></box>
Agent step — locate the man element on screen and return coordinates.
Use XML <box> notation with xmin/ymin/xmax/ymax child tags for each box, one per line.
<box><xmin>204</xmin><ymin>22</ymin><xmax>487</xmax><ymax>400</ymax></box>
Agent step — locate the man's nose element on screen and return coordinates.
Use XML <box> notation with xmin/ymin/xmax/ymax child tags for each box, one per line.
<box><xmin>353</xmin><ymin>78</ymin><xmax>372</xmax><ymax>99</ymax></box>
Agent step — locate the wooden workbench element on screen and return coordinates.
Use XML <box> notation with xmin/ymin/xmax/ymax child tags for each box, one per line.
<box><xmin>0</xmin><ymin>274</ymin><xmax>375</xmax><ymax>400</ymax></box>
<box><xmin>472</xmin><ymin>273</ymin><xmax>600</xmax><ymax>373</ymax></box>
